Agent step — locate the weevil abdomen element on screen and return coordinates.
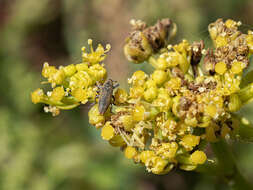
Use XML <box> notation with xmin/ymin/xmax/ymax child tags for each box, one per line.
<box><xmin>98</xmin><ymin>79</ymin><xmax>114</xmax><ymax>115</ymax></box>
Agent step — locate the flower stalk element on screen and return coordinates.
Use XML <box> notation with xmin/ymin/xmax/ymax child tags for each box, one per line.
<box><xmin>211</xmin><ymin>140</ymin><xmax>253</xmax><ymax>190</ymax></box>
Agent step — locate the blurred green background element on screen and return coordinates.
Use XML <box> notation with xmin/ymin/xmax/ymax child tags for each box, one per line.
<box><xmin>1</xmin><ymin>0</ymin><xmax>253</xmax><ymax>189</ymax></box>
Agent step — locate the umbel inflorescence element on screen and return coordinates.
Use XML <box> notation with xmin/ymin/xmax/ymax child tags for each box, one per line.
<box><xmin>31</xmin><ymin>18</ymin><xmax>253</xmax><ymax>174</ymax></box>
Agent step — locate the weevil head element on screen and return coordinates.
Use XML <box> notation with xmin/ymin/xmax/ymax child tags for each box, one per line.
<box><xmin>104</xmin><ymin>79</ymin><xmax>114</xmax><ymax>89</ymax></box>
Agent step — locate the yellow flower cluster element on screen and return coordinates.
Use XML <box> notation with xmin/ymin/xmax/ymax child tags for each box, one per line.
<box><xmin>88</xmin><ymin>19</ymin><xmax>253</xmax><ymax>174</ymax></box>
<box><xmin>32</xmin><ymin>19</ymin><xmax>253</xmax><ymax>175</ymax></box>
<box><xmin>31</xmin><ymin>39</ymin><xmax>110</xmax><ymax>116</ymax></box>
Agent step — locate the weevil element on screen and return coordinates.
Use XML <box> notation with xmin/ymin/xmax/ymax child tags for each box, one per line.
<box><xmin>97</xmin><ymin>79</ymin><xmax>119</xmax><ymax>115</ymax></box>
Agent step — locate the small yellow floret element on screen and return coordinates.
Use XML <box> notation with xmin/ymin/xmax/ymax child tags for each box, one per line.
<box><xmin>76</xmin><ymin>63</ymin><xmax>88</xmax><ymax>71</ymax></box>
<box><xmin>181</xmin><ymin>134</ymin><xmax>200</xmax><ymax>150</ymax></box>
<box><xmin>156</xmin><ymin>57</ymin><xmax>168</xmax><ymax>70</ymax></box>
<box><xmin>101</xmin><ymin>123</ymin><xmax>115</xmax><ymax>140</ymax></box>
<box><xmin>143</xmin><ymin>87</ymin><xmax>157</xmax><ymax>102</ymax></box>
<box><xmin>215</xmin><ymin>36</ymin><xmax>228</xmax><ymax>47</ymax></box>
<box><xmin>150</xmin><ymin>156</ymin><xmax>169</xmax><ymax>175</ymax></box>
<box><xmin>157</xmin><ymin>142</ymin><xmax>178</xmax><ymax>159</ymax></box>
<box><xmin>88</xmin><ymin>64</ymin><xmax>107</xmax><ymax>82</ymax></box>
<box><xmin>190</xmin><ymin>151</ymin><xmax>207</xmax><ymax>165</ymax></box>
<box><xmin>120</xmin><ymin>115</ymin><xmax>134</xmax><ymax>131</ymax></box>
<box><xmin>140</xmin><ymin>150</ymin><xmax>155</xmax><ymax>163</ymax></box>
<box><xmin>63</xmin><ymin>64</ymin><xmax>76</xmax><ymax>76</ymax></box>
<box><xmin>31</xmin><ymin>88</ymin><xmax>44</xmax><ymax>104</ymax></box>
<box><xmin>152</xmin><ymin>70</ymin><xmax>167</xmax><ymax>85</ymax></box>
<box><xmin>109</xmin><ymin>135</ymin><xmax>126</xmax><ymax>147</ymax></box>
<box><xmin>51</xmin><ymin>86</ymin><xmax>65</xmax><ymax>102</ymax></box>
<box><xmin>71</xmin><ymin>87</ymin><xmax>87</xmax><ymax>103</ymax></box>
<box><xmin>130</xmin><ymin>70</ymin><xmax>147</xmax><ymax>86</ymax></box>
<box><xmin>42</xmin><ymin>62</ymin><xmax>57</xmax><ymax>78</ymax></box>
<box><xmin>215</xmin><ymin>62</ymin><xmax>227</xmax><ymax>75</ymax></box>
<box><xmin>206</xmin><ymin>104</ymin><xmax>217</xmax><ymax>118</ymax></box>
<box><xmin>114</xmin><ymin>88</ymin><xmax>128</xmax><ymax>104</ymax></box>
<box><xmin>124</xmin><ymin>146</ymin><xmax>137</xmax><ymax>159</ymax></box>
<box><xmin>133</xmin><ymin>105</ymin><xmax>145</xmax><ymax>122</ymax></box>
<box><xmin>129</xmin><ymin>86</ymin><xmax>144</xmax><ymax>98</ymax></box>
<box><xmin>225</xmin><ymin>19</ymin><xmax>237</xmax><ymax>28</ymax></box>
<box><xmin>88</xmin><ymin>104</ymin><xmax>105</xmax><ymax>127</ymax></box>
<box><xmin>231</xmin><ymin>61</ymin><xmax>244</xmax><ymax>74</ymax></box>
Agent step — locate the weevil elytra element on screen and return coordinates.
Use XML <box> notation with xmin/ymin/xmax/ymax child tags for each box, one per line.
<box><xmin>97</xmin><ymin>79</ymin><xmax>119</xmax><ymax>115</ymax></box>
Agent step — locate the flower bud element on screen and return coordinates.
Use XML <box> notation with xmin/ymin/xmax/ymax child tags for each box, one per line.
<box><xmin>101</xmin><ymin>122</ymin><xmax>115</xmax><ymax>140</ymax></box>
<box><xmin>124</xmin><ymin>146</ymin><xmax>138</xmax><ymax>159</ymax></box>
<box><xmin>124</xmin><ymin>31</ymin><xmax>152</xmax><ymax>64</ymax></box>
<box><xmin>51</xmin><ymin>86</ymin><xmax>65</xmax><ymax>102</ymax></box>
<box><xmin>88</xmin><ymin>104</ymin><xmax>105</xmax><ymax>128</ymax></box>
<box><xmin>190</xmin><ymin>151</ymin><xmax>207</xmax><ymax>165</ymax></box>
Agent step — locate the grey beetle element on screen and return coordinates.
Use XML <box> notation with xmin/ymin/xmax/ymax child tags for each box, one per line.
<box><xmin>97</xmin><ymin>79</ymin><xmax>119</xmax><ymax>115</ymax></box>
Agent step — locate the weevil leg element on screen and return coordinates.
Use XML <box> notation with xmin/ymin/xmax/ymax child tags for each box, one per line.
<box><xmin>95</xmin><ymin>81</ymin><xmax>103</xmax><ymax>89</ymax></box>
<box><xmin>113</xmin><ymin>83</ymin><xmax>119</xmax><ymax>89</ymax></box>
<box><xmin>95</xmin><ymin>94</ymin><xmax>100</xmax><ymax>102</ymax></box>
<box><xmin>112</xmin><ymin>95</ymin><xmax>116</xmax><ymax>105</ymax></box>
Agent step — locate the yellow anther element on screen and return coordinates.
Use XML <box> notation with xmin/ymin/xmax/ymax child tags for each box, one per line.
<box><xmin>215</xmin><ymin>61</ymin><xmax>227</xmax><ymax>75</ymax></box>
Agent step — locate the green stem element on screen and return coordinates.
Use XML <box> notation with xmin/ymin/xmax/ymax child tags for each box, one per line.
<box><xmin>233</xmin><ymin>123</ymin><xmax>253</xmax><ymax>142</ymax></box>
<box><xmin>231</xmin><ymin>114</ymin><xmax>253</xmax><ymax>143</ymax></box>
<box><xmin>211</xmin><ymin>140</ymin><xmax>253</xmax><ymax>190</ymax></box>
<box><xmin>238</xmin><ymin>83</ymin><xmax>253</xmax><ymax>104</ymax></box>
